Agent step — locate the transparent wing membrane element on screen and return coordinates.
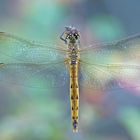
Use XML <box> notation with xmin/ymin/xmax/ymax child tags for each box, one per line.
<box><xmin>0</xmin><ymin>32</ymin><xmax>69</xmax><ymax>89</ymax></box>
<box><xmin>0</xmin><ymin>62</ymin><xmax>68</xmax><ymax>88</ymax></box>
<box><xmin>80</xmin><ymin>34</ymin><xmax>140</xmax><ymax>62</ymax></box>
<box><xmin>79</xmin><ymin>62</ymin><xmax>140</xmax><ymax>91</ymax></box>
<box><xmin>0</xmin><ymin>32</ymin><xmax>66</xmax><ymax>64</ymax></box>
<box><xmin>79</xmin><ymin>34</ymin><xmax>140</xmax><ymax>91</ymax></box>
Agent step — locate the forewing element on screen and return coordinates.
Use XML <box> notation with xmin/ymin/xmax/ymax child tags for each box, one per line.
<box><xmin>80</xmin><ymin>34</ymin><xmax>140</xmax><ymax>64</ymax></box>
<box><xmin>80</xmin><ymin>34</ymin><xmax>140</xmax><ymax>91</ymax></box>
<box><xmin>0</xmin><ymin>32</ymin><xmax>66</xmax><ymax>64</ymax></box>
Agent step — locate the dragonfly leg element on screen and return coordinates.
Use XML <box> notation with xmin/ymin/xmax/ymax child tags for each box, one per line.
<box><xmin>60</xmin><ymin>31</ymin><xmax>67</xmax><ymax>44</ymax></box>
<box><xmin>64</xmin><ymin>59</ymin><xmax>70</xmax><ymax>69</ymax></box>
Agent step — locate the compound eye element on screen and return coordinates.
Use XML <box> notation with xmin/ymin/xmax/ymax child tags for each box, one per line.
<box><xmin>67</xmin><ymin>34</ymin><xmax>72</xmax><ymax>39</ymax></box>
<box><xmin>66</xmin><ymin>35</ymin><xmax>70</xmax><ymax>39</ymax></box>
<box><xmin>74</xmin><ymin>33</ymin><xmax>79</xmax><ymax>39</ymax></box>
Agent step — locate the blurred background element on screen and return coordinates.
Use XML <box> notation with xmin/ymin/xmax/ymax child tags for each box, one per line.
<box><xmin>0</xmin><ymin>0</ymin><xmax>140</xmax><ymax>140</ymax></box>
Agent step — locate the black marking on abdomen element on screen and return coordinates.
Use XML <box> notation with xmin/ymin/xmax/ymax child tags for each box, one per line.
<box><xmin>72</xmin><ymin>116</ymin><xmax>75</xmax><ymax>119</ymax></box>
<box><xmin>73</xmin><ymin>120</ymin><xmax>78</xmax><ymax>129</ymax></box>
<box><xmin>71</xmin><ymin>96</ymin><xmax>74</xmax><ymax>100</ymax></box>
<box><xmin>71</xmin><ymin>95</ymin><xmax>78</xmax><ymax>100</ymax></box>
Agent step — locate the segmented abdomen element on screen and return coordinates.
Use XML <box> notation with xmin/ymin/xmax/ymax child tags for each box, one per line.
<box><xmin>69</xmin><ymin>63</ymin><xmax>79</xmax><ymax>132</ymax></box>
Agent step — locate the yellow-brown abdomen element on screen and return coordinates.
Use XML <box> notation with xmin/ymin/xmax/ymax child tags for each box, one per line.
<box><xmin>70</xmin><ymin>63</ymin><xmax>79</xmax><ymax>132</ymax></box>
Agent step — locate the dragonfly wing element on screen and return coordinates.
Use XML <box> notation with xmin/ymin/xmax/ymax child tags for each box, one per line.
<box><xmin>80</xmin><ymin>34</ymin><xmax>140</xmax><ymax>64</ymax></box>
<box><xmin>0</xmin><ymin>62</ymin><xmax>69</xmax><ymax>88</ymax></box>
<box><xmin>0</xmin><ymin>32</ymin><xmax>66</xmax><ymax>64</ymax></box>
<box><xmin>0</xmin><ymin>32</ymin><xmax>69</xmax><ymax>88</ymax></box>
<box><xmin>79</xmin><ymin>62</ymin><xmax>140</xmax><ymax>91</ymax></box>
<box><xmin>80</xmin><ymin>34</ymin><xmax>140</xmax><ymax>91</ymax></box>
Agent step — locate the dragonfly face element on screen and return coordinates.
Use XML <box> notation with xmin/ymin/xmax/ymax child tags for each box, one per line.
<box><xmin>60</xmin><ymin>26</ymin><xmax>80</xmax><ymax>45</ymax></box>
<box><xmin>0</xmin><ymin>27</ymin><xmax>140</xmax><ymax>132</ymax></box>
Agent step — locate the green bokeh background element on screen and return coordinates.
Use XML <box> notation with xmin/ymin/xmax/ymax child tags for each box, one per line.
<box><xmin>0</xmin><ymin>0</ymin><xmax>140</xmax><ymax>140</ymax></box>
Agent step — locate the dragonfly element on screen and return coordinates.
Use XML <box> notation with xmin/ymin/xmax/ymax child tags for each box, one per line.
<box><xmin>0</xmin><ymin>26</ymin><xmax>140</xmax><ymax>132</ymax></box>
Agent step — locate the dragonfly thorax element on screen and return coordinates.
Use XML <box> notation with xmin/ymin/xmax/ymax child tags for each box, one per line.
<box><xmin>67</xmin><ymin>44</ymin><xmax>80</xmax><ymax>65</ymax></box>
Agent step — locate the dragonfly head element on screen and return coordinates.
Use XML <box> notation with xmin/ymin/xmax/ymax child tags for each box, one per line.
<box><xmin>60</xmin><ymin>26</ymin><xmax>80</xmax><ymax>44</ymax></box>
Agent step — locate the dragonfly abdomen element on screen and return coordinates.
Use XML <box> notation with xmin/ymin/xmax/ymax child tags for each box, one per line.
<box><xmin>69</xmin><ymin>63</ymin><xmax>79</xmax><ymax>132</ymax></box>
